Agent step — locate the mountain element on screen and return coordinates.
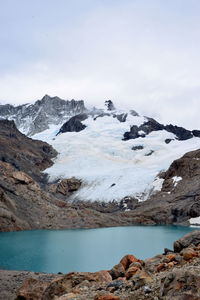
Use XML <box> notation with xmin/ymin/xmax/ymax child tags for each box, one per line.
<box><xmin>1</xmin><ymin>97</ymin><xmax>200</xmax><ymax>231</ymax></box>
<box><xmin>0</xmin><ymin>94</ymin><xmax>86</xmax><ymax>136</ymax></box>
<box><xmin>31</xmin><ymin>100</ymin><xmax>200</xmax><ymax>203</ymax></box>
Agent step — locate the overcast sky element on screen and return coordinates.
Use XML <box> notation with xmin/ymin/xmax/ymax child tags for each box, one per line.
<box><xmin>0</xmin><ymin>0</ymin><xmax>200</xmax><ymax>129</ymax></box>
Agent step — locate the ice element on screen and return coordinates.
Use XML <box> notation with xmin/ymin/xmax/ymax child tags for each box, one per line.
<box><xmin>33</xmin><ymin>112</ymin><xmax>200</xmax><ymax>202</ymax></box>
<box><xmin>189</xmin><ymin>216</ymin><xmax>200</xmax><ymax>225</ymax></box>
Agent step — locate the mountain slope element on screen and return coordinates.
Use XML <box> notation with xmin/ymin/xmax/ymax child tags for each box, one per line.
<box><xmin>33</xmin><ymin>103</ymin><xmax>200</xmax><ymax>202</ymax></box>
<box><xmin>0</xmin><ymin>95</ymin><xmax>86</xmax><ymax>136</ymax></box>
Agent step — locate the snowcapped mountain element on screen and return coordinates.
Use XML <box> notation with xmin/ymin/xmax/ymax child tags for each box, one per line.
<box><xmin>31</xmin><ymin>99</ymin><xmax>200</xmax><ymax>203</ymax></box>
<box><xmin>0</xmin><ymin>95</ymin><xmax>86</xmax><ymax>136</ymax></box>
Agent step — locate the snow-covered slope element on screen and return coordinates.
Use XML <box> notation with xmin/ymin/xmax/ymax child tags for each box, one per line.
<box><xmin>33</xmin><ymin>106</ymin><xmax>200</xmax><ymax>202</ymax></box>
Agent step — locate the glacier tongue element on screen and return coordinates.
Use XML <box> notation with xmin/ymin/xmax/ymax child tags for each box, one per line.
<box><xmin>33</xmin><ymin>112</ymin><xmax>200</xmax><ymax>202</ymax></box>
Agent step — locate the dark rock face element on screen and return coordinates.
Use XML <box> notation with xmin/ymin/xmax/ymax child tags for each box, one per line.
<box><xmin>0</xmin><ymin>95</ymin><xmax>86</xmax><ymax>136</ymax></box>
<box><xmin>57</xmin><ymin>113</ymin><xmax>88</xmax><ymax>134</ymax></box>
<box><xmin>105</xmin><ymin>100</ymin><xmax>115</xmax><ymax>111</ymax></box>
<box><xmin>132</xmin><ymin>145</ymin><xmax>144</xmax><ymax>151</ymax></box>
<box><xmin>114</xmin><ymin>113</ymin><xmax>128</xmax><ymax>123</ymax></box>
<box><xmin>123</xmin><ymin>117</ymin><xmax>198</xmax><ymax>141</ymax></box>
<box><xmin>0</xmin><ymin>120</ymin><xmax>57</xmax><ymax>182</ymax></box>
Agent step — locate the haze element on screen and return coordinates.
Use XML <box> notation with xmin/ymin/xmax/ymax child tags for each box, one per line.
<box><xmin>0</xmin><ymin>0</ymin><xmax>200</xmax><ymax>129</ymax></box>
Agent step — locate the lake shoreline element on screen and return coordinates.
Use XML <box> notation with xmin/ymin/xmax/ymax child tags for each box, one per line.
<box><xmin>1</xmin><ymin>230</ymin><xmax>200</xmax><ymax>300</ymax></box>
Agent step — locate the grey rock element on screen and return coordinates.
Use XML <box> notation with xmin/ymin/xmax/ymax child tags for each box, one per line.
<box><xmin>0</xmin><ymin>95</ymin><xmax>86</xmax><ymax>136</ymax></box>
<box><xmin>57</xmin><ymin>113</ymin><xmax>88</xmax><ymax>134</ymax></box>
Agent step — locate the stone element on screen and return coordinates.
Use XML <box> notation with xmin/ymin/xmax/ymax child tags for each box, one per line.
<box><xmin>55</xmin><ymin>178</ymin><xmax>81</xmax><ymax>196</ymax></box>
<box><xmin>42</xmin><ymin>271</ymin><xmax>112</xmax><ymax>300</ymax></box>
<box><xmin>156</xmin><ymin>263</ymin><xmax>167</xmax><ymax>272</ymax></box>
<box><xmin>12</xmin><ymin>171</ymin><xmax>33</xmax><ymax>184</ymax></box>
<box><xmin>125</xmin><ymin>266</ymin><xmax>140</xmax><ymax>279</ymax></box>
<box><xmin>181</xmin><ymin>248</ymin><xmax>198</xmax><ymax>260</ymax></box>
<box><xmin>57</xmin><ymin>292</ymin><xmax>78</xmax><ymax>299</ymax></box>
<box><xmin>110</xmin><ymin>263</ymin><xmax>125</xmax><ymax>279</ymax></box>
<box><xmin>131</xmin><ymin>270</ymin><xmax>152</xmax><ymax>289</ymax></box>
<box><xmin>120</xmin><ymin>254</ymin><xmax>138</xmax><ymax>270</ymax></box>
<box><xmin>16</xmin><ymin>277</ymin><xmax>49</xmax><ymax>300</ymax></box>
<box><xmin>94</xmin><ymin>294</ymin><xmax>120</xmax><ymax>300</ymax></box>
<box><xmin>166</xmin><ymin>253</ymin><xmax>176</xmax><ymax>262</ymax></box>
<box><xmin>174</xmin><ymin>231</ymin><xmax>200</xmax><ymax>252</ymax></box>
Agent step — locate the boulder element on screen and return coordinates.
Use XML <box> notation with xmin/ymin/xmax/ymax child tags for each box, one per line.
<box><xmin>181</xmin><ymin>248</ymin><xmax>198</xmax><ymax>260</ymax></box>
<box><xmin>174</xmin><ymin>231</ymin><xmax>200</xmax><ymax>252</ymax></box>
<box><xmin>50</xmin><ymin>178</ymin><xmax>81</xmax><ymax>196</ymax></box>
<box><xmin>16</xmin><ymin>278</ymin><xmax>49</xmax><ymax>300</ymax></box>
<box><xmin>110</xmin><ymin>263</ymin><xmax>125</xmax><ymax>279</ymax></box>
<box><xmin>125</xmin><ymin>266</ymin><xmax>140</xmax><ymax>279</ymax></box>
<box><xmin>42</xmin><ymin>271</ymin><xmax>112</xmax><ymax>300</ymax></box>
<box><xmin>120</xmin><ymin>254</ymin><xmax>138</xmax><ymax>270</ymax></box>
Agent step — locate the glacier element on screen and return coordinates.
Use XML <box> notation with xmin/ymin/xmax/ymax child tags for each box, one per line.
<box><xmin>33</xmin><ymin>110</ymin><xmax>200</xmax><ymax>202</ymax></box>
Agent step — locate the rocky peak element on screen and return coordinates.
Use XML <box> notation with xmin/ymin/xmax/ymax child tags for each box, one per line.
<box><xmin>0</xmin><ymin>95</ymin><xmax>87</xmax><ymax>136</ymax></box>
<box><xmin>105</xmin><ymin>100</ymin><xmax>115</xmax><ymax>111</ymax></box>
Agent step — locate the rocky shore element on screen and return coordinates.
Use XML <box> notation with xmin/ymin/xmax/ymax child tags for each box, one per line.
<box><xmin>0</xmin><ymin>230</ymin><xmax>199</xmax><ymax>300</ymax></box>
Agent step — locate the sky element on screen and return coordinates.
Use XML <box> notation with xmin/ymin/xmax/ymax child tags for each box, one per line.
<box><xmin>0</xmin><ymin>0</ymin><xmax>200</xmax><ymax>129</ymax></box>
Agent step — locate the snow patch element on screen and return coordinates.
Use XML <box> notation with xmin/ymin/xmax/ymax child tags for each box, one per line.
<box><xmin>172</xmin><ymin>176</ymin><xmax>182</xmax><ymax>187</ymax></box>
<box><xmin>189</xmin><ymin>216</ymin><xmax>200</xmax><ymax>225</ymax></box>
<box><xmin>151</xmin><ymin>177</ymin><xmax>164</xmax><ymax>192</ymax></box>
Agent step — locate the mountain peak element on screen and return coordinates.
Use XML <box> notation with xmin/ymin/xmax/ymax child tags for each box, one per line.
<box><xmin>105</xmin><ymin>100</ymin><xmax>115</xmax><ymax>111</ymax></box>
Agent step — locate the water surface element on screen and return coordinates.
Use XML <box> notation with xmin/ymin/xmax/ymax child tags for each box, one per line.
<box><xmin>0</xmin><ymin>225</ymin><xmax>199</xmax><ymax>273</ymax></box>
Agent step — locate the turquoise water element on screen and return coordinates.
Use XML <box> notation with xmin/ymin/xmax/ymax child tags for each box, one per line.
<box><xmin>0</xmin><ymin>226</ymin><xmax>199</xmax><ymax>273</ymax></box>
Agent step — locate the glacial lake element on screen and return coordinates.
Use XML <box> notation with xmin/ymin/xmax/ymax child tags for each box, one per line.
<box><xmin>0</xmin><ymin>226</ymin><xmax>199</xmax><ymax>274</ymax></box>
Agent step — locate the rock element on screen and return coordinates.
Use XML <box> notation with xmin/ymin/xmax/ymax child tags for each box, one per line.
<box><xmin>0</xmin><ymin>120</ymin><xmax>57</xmax><ymax>183</ymax></box>
<box><xmin>161</xmin><ymin>268</ymin><xmax>200</xmax><ymax>299</ymax></box>
<box><xmin>165</xmin><ymin>138</ymin><xmax>173</xmax><ymax>144</ymax></box>
<box><xmin>56</xmin><ymin>292</ymin><xmax>78</xmax><ymax>299</ymax></box>
<box><xmin>192</xmin><ymin>129</ymin><xmax>200</xmax><ymax>137</ymax></box>
<box><xmin>132</xmin><ymin>145</ymin><xmax>144</xmax><ymax>151</ymax></box>
<box><xmin>110</xmin><ymin>263</ymin><xmax>125</xmax><ymax>279</ymax></box>
<box><xmin>105</xmin><ymin>100</ymin><xmax>115</xmax><ymax>111</ymax></box>
<box><xmin>16</xmin><ymin>277</ymin><xmax>49</xmax><ymax>300</ymax></box>
<box><xmin>125</xmin><ymin>266</ymin><xmax>140</xmax><ymax>279</ymax></box>
<box><xmin>107</xmin><ymin>280</ymin><xmax>125</xmax><ymax>289</ymax></box>
<box><xmin>51</xmin><ymin>178</ymin><xmax>81</xmax><ymax>196</ymax></box>
<box><xmin>114</xmin><ymin>113</ymin><xmax>127</xmax><ymax>123</ymax></box>
<box><xmin>0</xmin><ymin>95</ymin><xmax>86</xmax><ymax>136</ymax></box>
<box><xmin>174</xmin><ymin>231</ymin><xmax>200</xmax><ymax>252</ymax></box>
<box><xmin>181</xmin><ymin>248</ymin><xmax>198</xmax><ymax>260</ymax></box>
<box><xmin>120</xmin><ymin>254</ymin><xmax>138</xmax><ymax>270</ymax></box>
<box><xmin>94</xmin><ymin>294</ymin><xmax>120</xmax><ymax>300</ymax></box>
<box><xmin>156</xmin><ymin>263</ymin><xmax>167</xmax><ymax>272</ymax></box>
<box><xmin>143</xmin><ymin>285</ymin><xmax>152</xmax><ymax>294</ymax></box>
<box><xmin>145</xmin><ymin>150</ymin><xmax>154</xmax><ymax>156</ymax></box>
<box><xmin>123</xmin><ymin>117</ymin><xmax>197</xmax><ymax>141</ymax></box>
<box><xmin>12</xmin><ymin>171</ymin><xmax>33</xmax><ymax>184</ymax></box>
<box><xmin>131</xmin><ymin>270</ymin><xmax>152</xmax><ymax>289</ymax></box>
<box><xmin>57</xmin><ymin>113</ymin><xmax>88</xmax><ymax>134</ymax></box>
<box><xmin>166</xmin><ymin>253</ymin><xmax>176</xmax><ymax>262</ymax></box>
<box><xmin>42</xmin><ymin>271</ymin><xmax>112</xmax><ymax>300</ymax></box>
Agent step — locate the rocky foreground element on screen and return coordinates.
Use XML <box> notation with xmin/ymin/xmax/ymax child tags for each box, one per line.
<box><xmin>0</xmin><ymin>230</ymin><xmax>199</xmax><ymax>300</ymax></box>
